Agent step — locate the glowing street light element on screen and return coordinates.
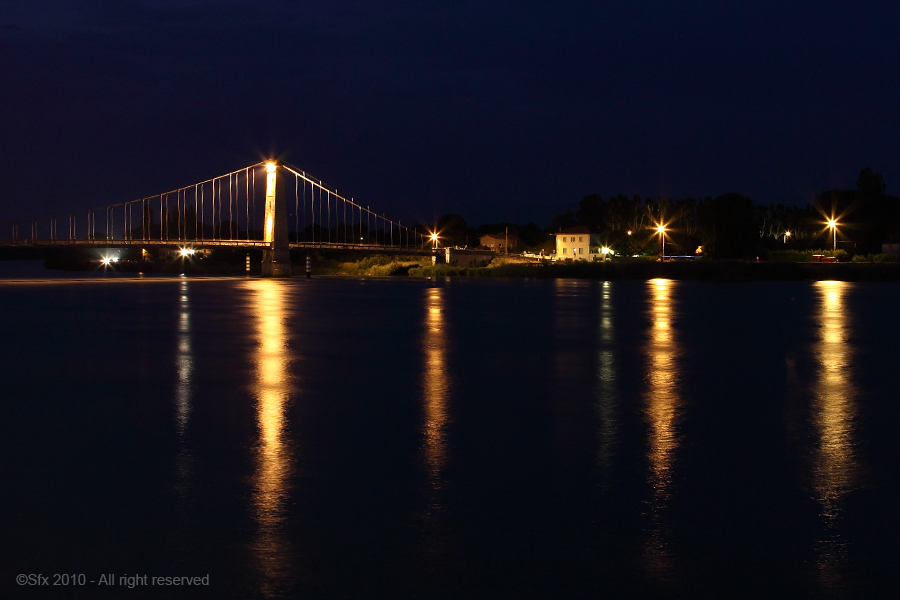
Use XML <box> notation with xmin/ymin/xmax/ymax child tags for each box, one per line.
<box><xmin>656</xmin><ymin>224</ymin><xmax>667</xmax><ymax>260</ymax></box>
<box><xmin>784</xmin><ymin>230</ymin><xmax>791</xmax><ymax>244</ymax></box>
<box><xmin>430</xmin><ymin>232</ymin><xmax>438</xmax><ymax>249</ymax></box>
<box><xmin>827</xmin><ymin>219</ymin><xmax>837</xmax><ymax>252</ymax></box>
<box><xmin>265</xmin><ymin>162</ymin><xmax>277</xmax><ymax>174</ymax></box>
<box><xmin>101</xmin><ymin>257</ymin><xmax>112</xmax><ymax>266</ymax></box>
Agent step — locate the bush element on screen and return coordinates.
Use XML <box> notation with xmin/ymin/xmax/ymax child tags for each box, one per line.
<box><xmin>769</xmin><ymin>249</ymin><xmax>847</xmax><ymax>262</ymax></box>
<box><xmin>851</xmin><ymin>254</ymin><xmax>870</xmax><ymax>263</ymax></box>
<box><xmin>334</xmin><ymin>254</ymin><xmax>430</xmax><ymax>276</ymax></box>
<box><xmin>873</xmin><ymin>253</ymin><xmax>897</xmax><ymax>263</ymax></box>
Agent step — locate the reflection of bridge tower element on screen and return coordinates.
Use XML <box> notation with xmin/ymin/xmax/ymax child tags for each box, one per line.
<box><xmin>261</xmin><ymin>162</ymin><xmax>291</xmax><ymax>277</ymax></box>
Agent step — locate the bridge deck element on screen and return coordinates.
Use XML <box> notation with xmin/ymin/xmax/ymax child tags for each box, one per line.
<box><xmin>0</xmin><ymin>239</ymin><xmax>437</xmax><ymax>255</ymax></box>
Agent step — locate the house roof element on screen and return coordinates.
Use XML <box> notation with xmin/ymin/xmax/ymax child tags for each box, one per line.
<box><xmin>557</xmin><ymin>226</ymin><xmax>593</xmax><ymax>235</ymax></box>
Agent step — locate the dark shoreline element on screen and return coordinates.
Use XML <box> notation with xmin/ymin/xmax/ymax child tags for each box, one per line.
<box><xmin>423</xmin><ymin>259</ymin><xmax>900</xmax><ymax>282</ymax></box>
<box><xmin>3</xmin><ymin>255</ymin><xmax>900</xmax><ymax>282</ymax></box>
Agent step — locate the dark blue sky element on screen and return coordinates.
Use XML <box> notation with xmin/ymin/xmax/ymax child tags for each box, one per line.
<box><xmin>1</xmin><ymin>0</ymin><xmax>898</xmax><ymax>226</ymax></box>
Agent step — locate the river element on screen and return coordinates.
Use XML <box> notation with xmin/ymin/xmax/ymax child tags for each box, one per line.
<box><xmin>2</xmin><ymin>266</ymin><xmax>898</xmax><ymax>598</ymax></box>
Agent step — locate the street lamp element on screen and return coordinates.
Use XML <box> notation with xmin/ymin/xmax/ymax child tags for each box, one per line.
<box><xmin>827</xmin><ymin>219</ymin><xmax>837</xmax><ymax>252</ymax></box>
<box><xmin>657</xmin><ymin>224</ymin><xmax>666</xmax><ymax>260</ymax></box>
<box><xmin>784</xmin><ymin>230</ymin><xmax>791</xmax><ymax>244</ymax></box>
<box><xmin>431</xmin><ymin>232</ymin><xmax>438</xmax><ymax>249</ymax></box>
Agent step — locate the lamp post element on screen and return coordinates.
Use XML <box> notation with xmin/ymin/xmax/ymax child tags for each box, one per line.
<box><xmin>657</xmin><ymin>224</ymin><xmax>666</xmax><ymax>261</ymax></box>
<box><xmin>784</xmin><ymin>230</ymin><xmax>791</xmax><ymax>244</ymax></box>
<box><xmin>431</xmin><ymin>232</ymin><xmax>438</xmax><ymax>250</ymax></box>
<box><xmin>827</xmin><ymin>219</ymin><xmax>837</xmax><ymax>252</ymax></box>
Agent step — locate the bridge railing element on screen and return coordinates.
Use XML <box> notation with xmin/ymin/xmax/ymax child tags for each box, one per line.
<box><xmin>1</xmin><ymin>161</ymin><xmax>433</xmax><ymax>251</ymax></box>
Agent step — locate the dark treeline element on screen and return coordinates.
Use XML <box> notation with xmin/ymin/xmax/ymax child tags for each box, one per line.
<box><xmin>544</xmin><ymin>168</ymin><xmax>900</xmax><ymax>258</ymax></box>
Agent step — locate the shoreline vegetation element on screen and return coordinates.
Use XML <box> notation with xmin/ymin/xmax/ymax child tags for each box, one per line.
<box><xmin>2</xmin><ymin>250</ymin><xmax>899</xmax><ymax>282</ymax></box>
<box><xmin>318</xmin><ymin>254</ymin><xmax>900</xmax><ymax>282</ymax></box>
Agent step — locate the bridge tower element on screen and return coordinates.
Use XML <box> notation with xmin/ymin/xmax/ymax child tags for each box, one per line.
<box><xmin>261</xmin><ymin>162</ymin><xmax>291</xmax><ymax>277</ymax></box>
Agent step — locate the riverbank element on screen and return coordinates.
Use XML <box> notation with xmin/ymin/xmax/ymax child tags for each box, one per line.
<box><xmin>5</xmin><ymin>253</ymin><xmax>900</xmax><ymax>282</ymax></box>
<box><xmin>407</xmin><ymin>258</ymin><xmax>900</xmax><ymax>282</ymax></box>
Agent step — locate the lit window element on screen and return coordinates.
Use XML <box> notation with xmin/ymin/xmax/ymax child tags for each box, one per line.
<box><xmin>579</xmin><ymin>236</ymin><xmax>583</xmax><ymax>242</ymax></box>
<box><xmin>563</xmin><ymin>248</ymin><xmax>567</xmax><ymax>254</ymax></box>
<box><xmin>578</xmin><ymin>247</ymin><xmax>583</xmax><ymax>254</ymax></box>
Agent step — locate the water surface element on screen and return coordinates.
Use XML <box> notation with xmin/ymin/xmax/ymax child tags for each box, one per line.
<box><xmin>2</xmin><ymin>274</ymin><xmax>899</xmax><ymax>598</ymax></box>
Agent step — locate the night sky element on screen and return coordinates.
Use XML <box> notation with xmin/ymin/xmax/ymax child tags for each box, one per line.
<box><xmin>2</xmin><ymin>1</ymin><xmax>898</xmax><ymax>226</ymax></box>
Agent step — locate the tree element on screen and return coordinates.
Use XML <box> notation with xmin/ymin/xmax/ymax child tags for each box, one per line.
<box><xmin>697</xmin><ymin>193</ymin><xmax>758</xmax><ymax>258</ymax></box>
<box><xmin>577</xmin><ymin>194</ymin><xmax>605</xmax><ymax>229</ymax></box>
<box><xmin>549</xmin><ymin>210</ymin><xmax>577</xmax><ymax>232</ymax></box>
<box><xmin>436</xmin><ymin>214</ymin><xmax>468</xmax><ymax>247</ymax></box>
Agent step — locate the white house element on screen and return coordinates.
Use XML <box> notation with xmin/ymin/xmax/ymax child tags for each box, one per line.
<box><xmin>555</xmin><ymin>226</ymin><xmax>601</xmax><ymax>261</ymax></box>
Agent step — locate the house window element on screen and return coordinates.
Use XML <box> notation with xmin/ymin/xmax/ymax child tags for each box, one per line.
<box><xmin>578</xmin><ymin>247</ymin><xmax>583</xmax><ymax>254</ymax></box>
<box><xmin>563</xmin><ymin>247</ymin><xmax>567</xmax><ymax>254</ymax></box>
<box><xmin>579</xmin><ymin>236</ymin><xmax>583</xmax><ymax>242</ymax></box>
<box><xmin>570</xmin><ymin>237</ymin><xmax>574</xmax><ymax>242</ymax></box>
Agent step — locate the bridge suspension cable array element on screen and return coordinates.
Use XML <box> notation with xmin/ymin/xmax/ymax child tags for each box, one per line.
<box><xmin>1</xmin><ymin>161</ymin><xmax>429</xmax><ymax>251</ymax></box>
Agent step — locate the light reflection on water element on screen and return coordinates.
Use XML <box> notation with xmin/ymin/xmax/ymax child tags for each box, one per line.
<box><xmin>596</xmin><ymin>281</ymin><xmax>618</xmax><ymax>476</ymax></box>
<box><xmin>245</xmin><ymin>279</ymin><xmax>296</xmax><ymax>597</ymax></box>
<box><xmin>643</xmin><ymin>278</ymin><xmax>682</xmax><ymax>579</ymax></box>
<box><xmin>422</xmin><ymin>286</ymin><xmax>449</xmax><ymax>487</ymax></box>
<box><xmin>174</xmin><ymin>281</ymin><xmax>194</xmax><ymax>503</ymax></box>
<box><xmin>175</xmin><ymin>281</ymin><xmax>192</xmax><ymax>437</ymax></box>
<box><xmin>811</xmin><ymin>281</ymin><xmax>859</xmax><ymax>586</ymax></box>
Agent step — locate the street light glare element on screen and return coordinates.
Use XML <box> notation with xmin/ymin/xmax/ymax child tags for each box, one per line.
<box><xmin>827</xmin><ymin>219</ymin><xmax>837</xmax><ymax>228</ymax></box>
<box><xmin>265</xmin><ymin>162</ymin><xmax>276</xmax><ymax>174</ymax></box>
<box><xmin>430</xmin><ymin>233</ymin><xmax>438</xmax><ymax>241</ymax></box>
<box><xmin>657</xmin><ymin>224</ymin><xmax>666</xmax><ymax>233</ymax></box>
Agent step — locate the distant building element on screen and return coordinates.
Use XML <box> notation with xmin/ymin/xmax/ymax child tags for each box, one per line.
<box><xmin>555</xmin><ymin>226</ymin><xmax>600</xmax><ymax>261</ymax></box>
<box><xmin>883</xmin><ymin>243</ymin><xmax>900</xmax><ymax>259</ymax></box>
<box><xmin>480</xmin><ymin>232</ymin><xmax>518</xmax><ymax>252</ymax></box>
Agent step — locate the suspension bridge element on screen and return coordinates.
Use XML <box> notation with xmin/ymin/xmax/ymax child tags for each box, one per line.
<box><xmin>0</xmin><ymin>161</ymin><xmax>435</xmax><ymax>276</ymax></box>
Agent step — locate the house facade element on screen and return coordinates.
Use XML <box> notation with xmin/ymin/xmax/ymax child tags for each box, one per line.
<box><xmin>480</xmin><ymin>232</ymin><xmax>518</xmax><ymax>252</ymax></box>
<box><xmin>555</xmin><ymin>226</ymin><xmax>600</xmax><ymax>260</ymax></box>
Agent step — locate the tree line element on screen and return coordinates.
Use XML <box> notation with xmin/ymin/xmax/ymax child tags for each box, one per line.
<box><xmin>542</xmin><ymin>168</ymin><xmax>900</xmax><ymax>258</ymax></box>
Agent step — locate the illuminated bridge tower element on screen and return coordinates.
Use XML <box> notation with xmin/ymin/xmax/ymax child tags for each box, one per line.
<box><xmin>261</xmin><ymin>162</ymin><xmax>291</xmax><ymax>277</ymax></box>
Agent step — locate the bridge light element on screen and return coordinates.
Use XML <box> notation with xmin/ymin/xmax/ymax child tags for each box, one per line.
<box><xmin>101</xmin><ymin>257</ymin><xmax>111</xmax><ymax>266</ymax></box>
<box><xmin>266</xmin><ymin>162</ymin><xmax>277</xmax><ymax>174</ymax></box>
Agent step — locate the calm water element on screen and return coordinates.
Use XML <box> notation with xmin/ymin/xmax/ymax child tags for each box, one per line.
<box><xmin>2</xmin><ymin>269</ymin><xmax>899</xmax><ymax>599</ymax></box>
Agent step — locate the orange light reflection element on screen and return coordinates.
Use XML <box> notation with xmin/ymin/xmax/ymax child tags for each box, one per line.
<box><xmin>422</xmin><ymin>286</ymin><xmax>449</xmax><ymax>485</ymax></box>
<box><xmin>642</xmin><ymin>278</ymin><xmax>681</xmax><ymax>579</ymax></box>
<box><xmin>811</xmin><ymin>280</ymin><xmax>858</xmax><ymax>584</ymax></box>
<box><xmin>245</xmin><ymin>279</ymin><xmax>295</xmax><ymax>597</ymax></box>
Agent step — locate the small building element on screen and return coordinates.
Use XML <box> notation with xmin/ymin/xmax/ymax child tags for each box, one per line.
<box><xmin>883</xmin><ymin>243</ymin><xmax>900</xmax><ymax>260</ymax></box>
<box><xmin>555</xmin><ymin>226</ymin><xmax>600</xmax><ymax>260</ymax></box>
<box><xmin>480</xmin><ymin>232</ymin><xmax>518</xmax><ymax>252</ymax></box>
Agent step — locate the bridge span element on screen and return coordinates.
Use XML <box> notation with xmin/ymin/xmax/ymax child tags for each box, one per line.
<box><xmin>1</xmin><ymin>161</ymin><xmax>438</xmax><ymax>275</ymax></box>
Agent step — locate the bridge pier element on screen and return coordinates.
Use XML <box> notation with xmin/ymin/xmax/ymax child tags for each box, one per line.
<box><xmin>261</xmin><ymin>162</ymin><xmax>292</xmax><ymax>277</ymax></box>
